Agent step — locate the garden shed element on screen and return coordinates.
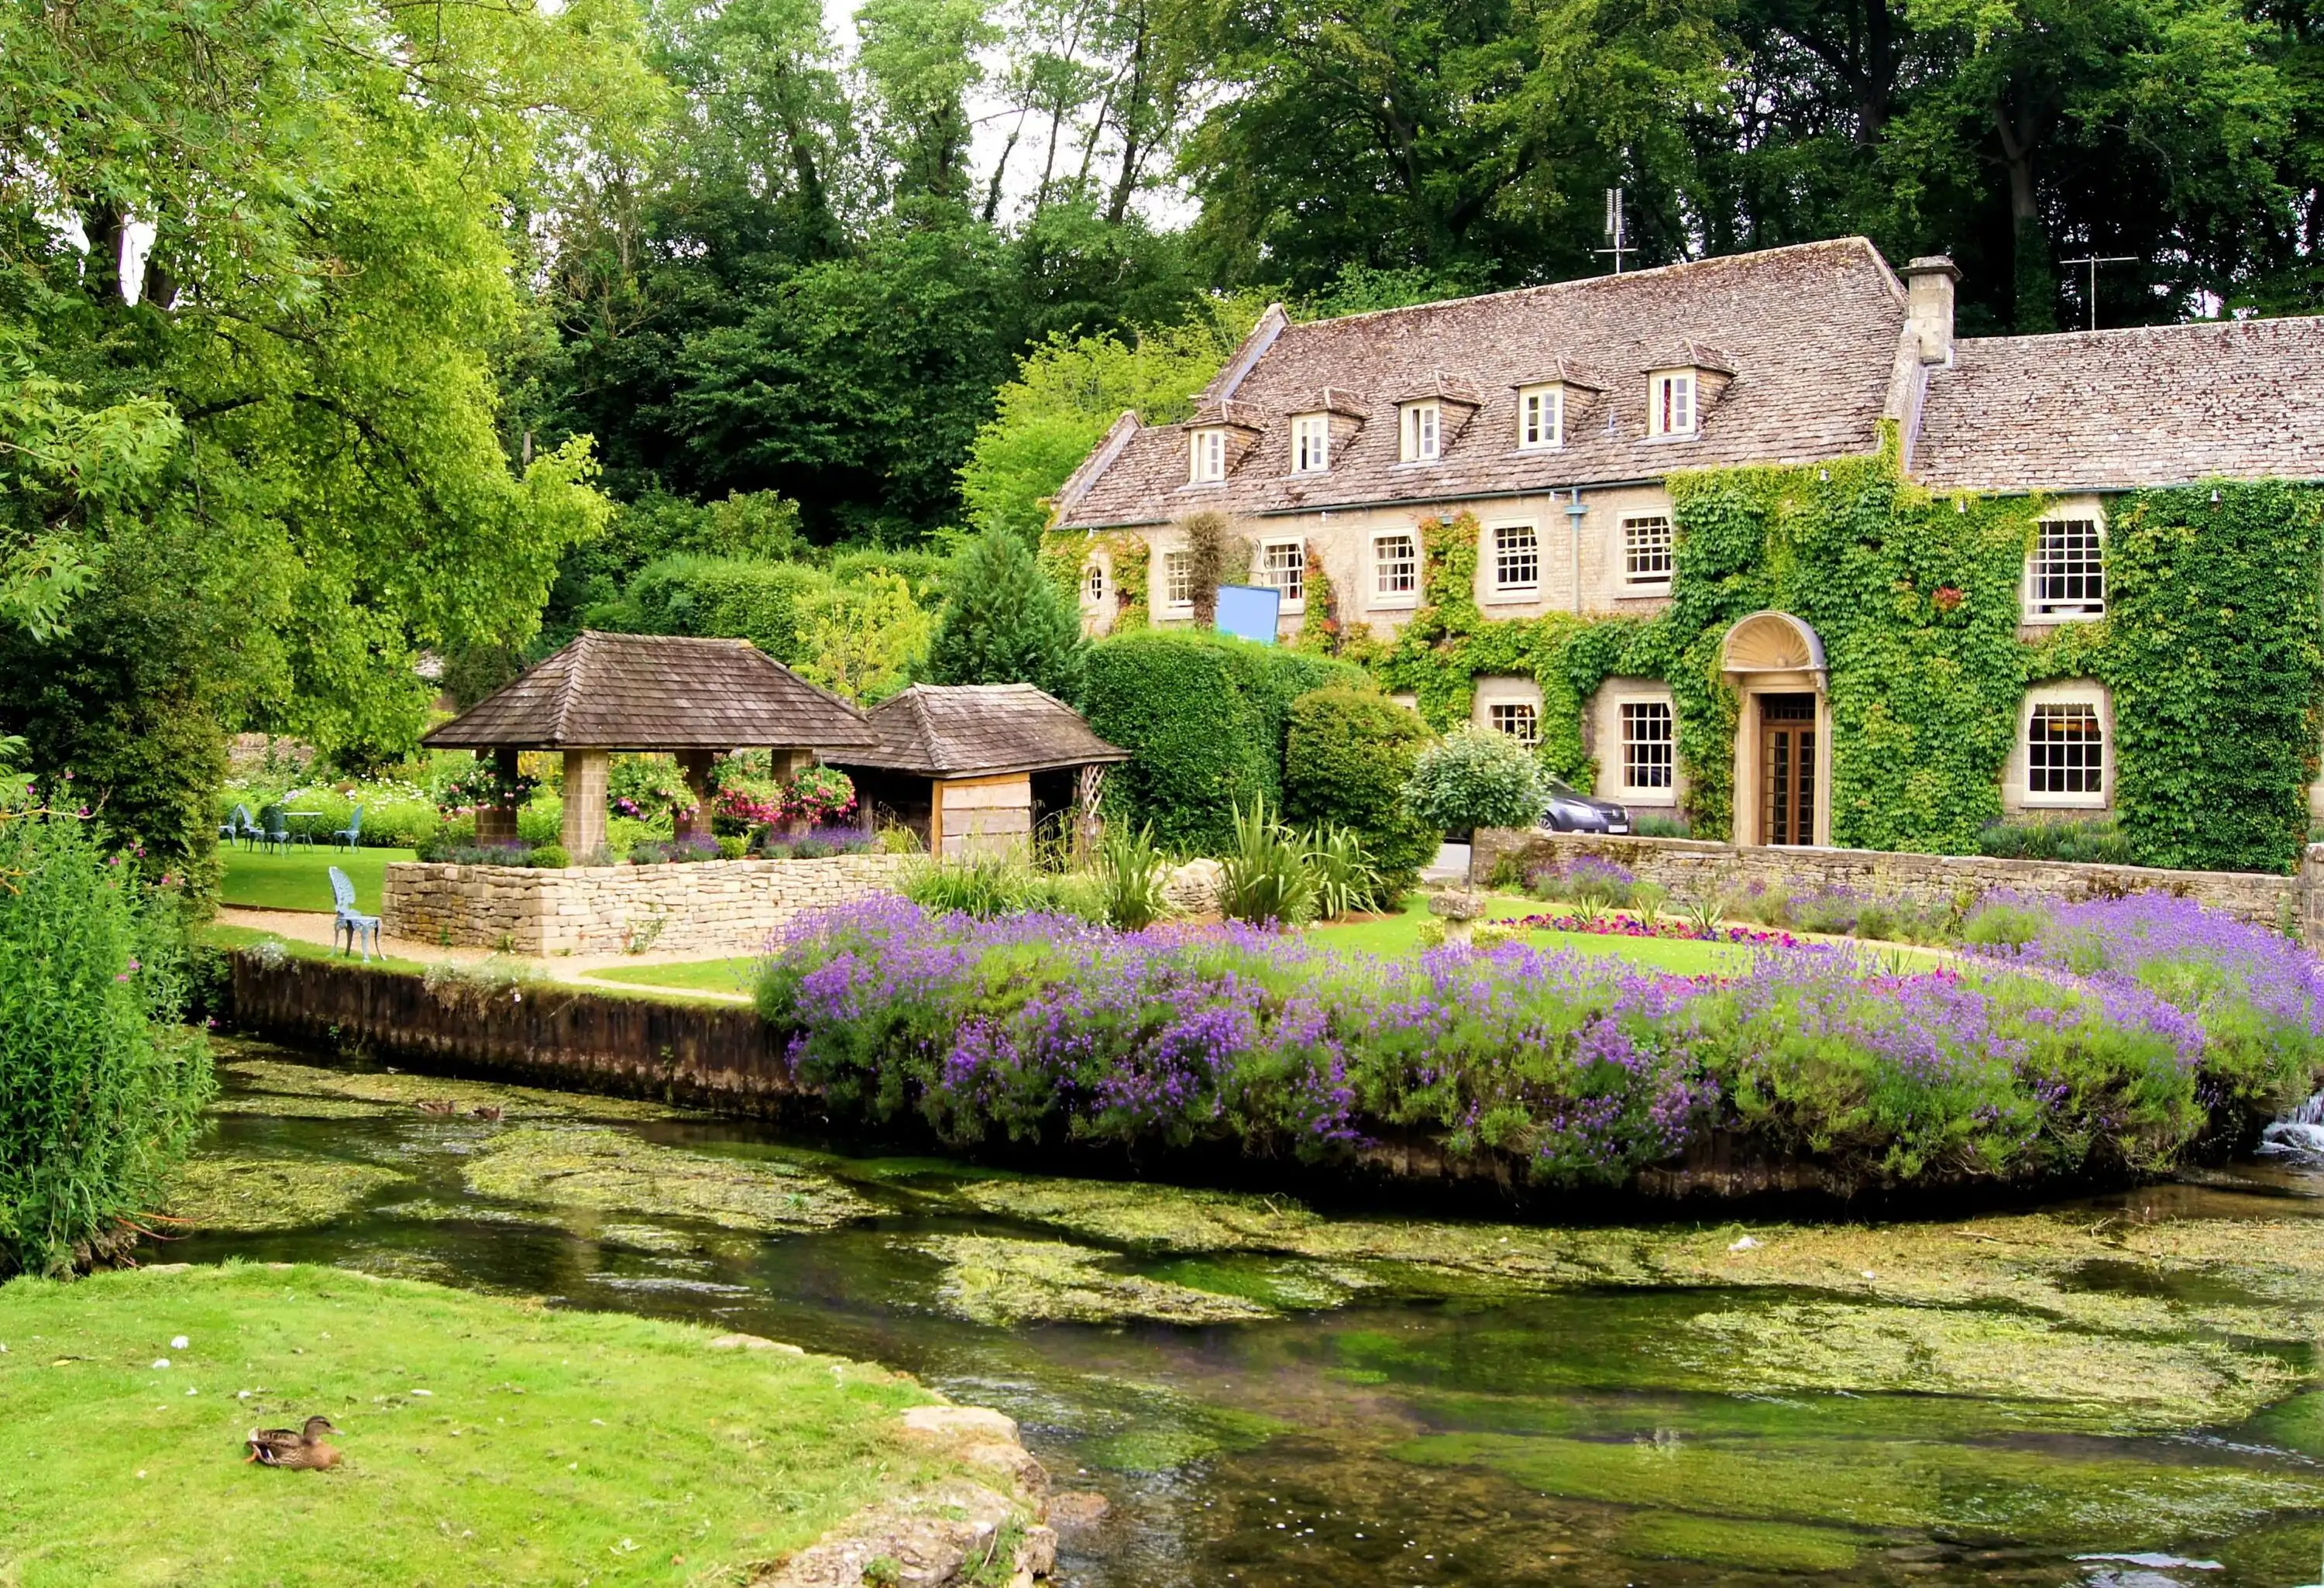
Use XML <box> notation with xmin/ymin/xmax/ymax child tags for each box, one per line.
<box><xmin>424</xmin><ymin>631</ymin><xmax>875</xmax><ymax>857</ymax></box>
<box><xmin>830</xmin><ymin>684</ymin><xmax>1128</xmax><ymax>859</ymax></box>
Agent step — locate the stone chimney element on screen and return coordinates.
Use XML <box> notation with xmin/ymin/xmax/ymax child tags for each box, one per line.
<box><xmin>1903</xmin><ymin>256</ymin><xmax>1959</xmax><ymax>366</ymax></box>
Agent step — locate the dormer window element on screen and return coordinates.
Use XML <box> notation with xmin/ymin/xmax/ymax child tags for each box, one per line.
<box><xmin>1291</xmin><ymin>414</ymin><xmax>1331</xmax><ymax>473</ymax></box>
<box><xmin>1650</xmin><ymin>372</ymin><xmax>1696</xmax><ymax>437</ymax></box>
<box><xmin>1189</xmin><ymin>427</ymin><xmax>1229</xmax><ymax>483</ymax></box>
<box><xmin>1518</xmin><ymin>385</ymin><xmax>1563</xmax><ymax>449</ymax></box>
<box><xmin>1401</xmin><ymin>401</ymin><xmax>1441</xmax><ymax>462</ymax></box>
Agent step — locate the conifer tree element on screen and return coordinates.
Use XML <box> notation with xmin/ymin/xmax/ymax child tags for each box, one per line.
<box><xmin>927</xmin><ymin>528</ymin><xmax>1087</xmax><ymax>701</ymax></box>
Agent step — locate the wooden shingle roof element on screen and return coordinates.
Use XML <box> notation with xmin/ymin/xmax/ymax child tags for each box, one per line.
<box><xmin>424</xmin><ymin>631</ymin><xmax>874</xmax><ymax>751</ymax></box>
<box><xmin>834</xmin><ymin>685</ymin><xmax>1128</xmax><ymax>778</ymax></box>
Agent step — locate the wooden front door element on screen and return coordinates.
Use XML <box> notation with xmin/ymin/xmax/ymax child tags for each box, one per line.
<box><xmin>1758</xmin><ymin>694</ymin><xmax>1817</xmax><ymax>846</ymax></box>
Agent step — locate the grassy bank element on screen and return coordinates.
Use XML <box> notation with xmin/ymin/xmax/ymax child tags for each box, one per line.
<box><xmin>218</xmin><ymin>847</ymin><xmax>415</xmax><ymax>914</ymax></box>
<box><xmin>0</xmin><ymin>1263</ymin><xmax>961</xmax><ymax>1586</ymax></box>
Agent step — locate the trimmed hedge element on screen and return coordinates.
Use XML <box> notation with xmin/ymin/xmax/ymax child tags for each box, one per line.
<box><xmin>614</xmin><ymin>555</ymin><xmax>829</xmax><ymax>665</ymax></box>
<box><xmin>1282</xmin><ymin>686</ymin><xmax>1439</xmax><ymax>895</ymax></box>
<box><xmin>1081</xmin><ymin>631</ymin><xmax>1363</xmax><ymax>854</ymax></box>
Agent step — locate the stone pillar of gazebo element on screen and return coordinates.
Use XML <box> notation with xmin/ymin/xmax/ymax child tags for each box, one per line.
<box><xmin>475</xmin><ymin>747</ymin><xmax>522</xmax><ymax>845</ymax></box>
<box><xmin>673</xmin><ymin>749</ymin><xmax>718</xmax><ymax>843</ymax></box>
<box><xmin>562</xmin><ymin>749</ymin><xmax>609</xmax><ymax>860</ymax></box>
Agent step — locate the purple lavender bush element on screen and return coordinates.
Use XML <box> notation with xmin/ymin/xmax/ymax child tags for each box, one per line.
<box><xmin>754</xmin><ymin>892</ymin><xmax>2320</xmax><ymax>1191</ymax></box>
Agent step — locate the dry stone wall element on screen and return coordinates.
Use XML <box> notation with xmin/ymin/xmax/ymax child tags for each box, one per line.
<box><xmin>381</xmin><ymin>854</ymin><xmax>910</xmax><ymax>957</ymax></box>
<box><xmin>1471</xmin><ymin>830</ymin><xmax>2324</xmax><ymax>941</ymax></box>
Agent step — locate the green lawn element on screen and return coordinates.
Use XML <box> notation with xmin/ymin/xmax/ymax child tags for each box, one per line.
<box><xmin>1308</xmin><ymin>894</ymin><xmax>1758</xmax><ymax>974</ymax></box>
<box><xmin>218</xmin><ymin>846</ymin><xmax>415</xmax><ymax>914</ymax></box>
<box><xmin>195</xmin><ymin>923</ymin><xmax>434</xmax><ymax>978</ymax></box>
<box><xmin>0</xmin><ymin>1263</ymin><xmax>971</xmax><ymax>1586</ymax></box>
<box><xmin>587</xmin><ymin>957</ymin><xmax>761</xmax><ymax>995</ymax></box>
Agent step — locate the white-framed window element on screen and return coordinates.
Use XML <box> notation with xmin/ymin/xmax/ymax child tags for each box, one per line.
<box><xmin>1259</xmin><ymin>538</ymin><xmax>1305</xmax><ymax>606</ymax></box>
<box><xmin>1081</xmin><ymin>562</ymin><xmax>1105</xmax><ymax>604</ymax></box>
<box><xmin>1621</xmin><ymin>700</ymin><xmax>1675</xmax><ymax>792</ymax></box>
<box><xmin>1623</xmin><ymin>514</ymin><xmax>1674</xmax><ymax>586</ymax></box>
<box><xmin>1189</xmin><ymin>427</ymin><xmax>1228</xmax><ymax>483</ymax></box>
<box><xmin>2027</xmin><ymin>698</ymin><xmax>2106</xmax><ymax>804</ymax></box>
<box><xmin>1373</xmin><ymin>531</ymin><xmax>1418</xmax><ymax>603</ymax></box>
<box><xmin>2030</xmin><ymin>517</ymin><xmax>2105</xmax><ymax>617</ymax></box>
<box><xmin>1491</xmin><ymin>523</ymin><xmax>1539</xmax><ymax>593</ymax></box>
<box><xmin>1401</xmin><ymin>401</ymin><xmax>1442</xmax><ymax>462</ymax></box>
<box><xmin>1161</xmin><ymin>549</ymin><xmax>1194</xmax><ymax>609</ymax></box>
<box><xmin>1518</xmin><ymin>385</ymin><xmax>1563</xmax><ymax>449</ymax></box>
<box><xmin>1649</xmin><ymin>372</ymin><xmax>1696</xmax><ymax>437</ymax></box>
<box><xmin>1488</xmin><ymin>702</ymin><xmax>1539</xmax><ymax>748</ymax></box>
<box><xmin>1291</xmin><ymin>414</ymin><xmax>1331</xmax><ymax>473</ymax></box>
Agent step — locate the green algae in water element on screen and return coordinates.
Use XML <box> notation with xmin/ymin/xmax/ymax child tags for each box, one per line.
<box><xmin>1390</xmin><ymin>1431</ymin><xmax>2324</xmax><ymax>1545</ymax></box>
<box><xmin>917</xmin><ymin>1235</ymin><xmax>1276</xmax><ymax>1326</ymax></box>
<box><xmin>465</xmin><ymin>1126</ymin><xmax>877</xmax><ymax>1232</ymax></box>
<box><xmin>1677</xmin><ymin>1300</ymin><xmax>2298</xmax><ymax>1432</ymax></box>
<box><xmin>166</xmin><ymin>1152</ymin><xmax>412</xmax><ymax>1232</ymax></box>
<box><xmin>1143</xmin><ymin>1254</ymin><xmax>1373</xmax><ymax>1312</ymax></box>
<box><xmin>1618</xmin><ymin>1513</ymin><xmax>1865</xmax><ymax>1572</ymax></box>
<box><xmin>207</xmin><ymin>1092</ymin><xmax>403</xmax><ymax>1121</ymax></box>
<box><xmin>217</xmin><ymin>1051</ymin><xmax>693</xmax><ymax>1122</ymax></box>
<box><xmin>1085</xmin><ymin>1402</ymin><xmax>1289</xmax><ymax>1473</ymax></box>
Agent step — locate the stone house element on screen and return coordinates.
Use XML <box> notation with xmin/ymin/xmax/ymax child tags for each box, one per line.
<box><xmin>1047</xmin><ymin>239</ymin><xmax>2324</xmax><ymax>847</ymax></box>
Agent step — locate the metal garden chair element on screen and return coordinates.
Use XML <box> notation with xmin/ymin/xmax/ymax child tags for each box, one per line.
<box><xmin>219</xmin><ymin>804</ymin><xmax>255</xmax><ymax>848</ymax></box>
<box><xmin>330</xmin><ymin>805</ymin><xmax>364</xmax><ymax>851</ymax></box>
<box><xmin>328</xmin><ymin>865</ymin><xmax>382</xmax><ymax>961</ymax></box>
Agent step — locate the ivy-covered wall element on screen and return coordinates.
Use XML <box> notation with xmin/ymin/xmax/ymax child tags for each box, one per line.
<box><xmin>1349</xmin><ymin>450</ymin><xmax>2324</xmax><ymax>874</ymax></box>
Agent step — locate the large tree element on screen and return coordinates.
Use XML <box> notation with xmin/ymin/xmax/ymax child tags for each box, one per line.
<box><xmin>0</xmin><ymin>0</ymin><xmax>629</xmax><ymax>878</ymax></box>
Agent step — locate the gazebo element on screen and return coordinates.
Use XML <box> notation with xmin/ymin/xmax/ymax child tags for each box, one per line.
<box><xmin>424</xmin><ymin>631</ymin><xmax>875</xmax><ymax>856</ymax></box>
<box><xmin>827</xmin><ymin>683</ymin><xmax>1128</xmax><ymax>858</ymax></box>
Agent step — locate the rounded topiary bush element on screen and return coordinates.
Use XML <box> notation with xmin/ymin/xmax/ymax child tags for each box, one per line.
<box><xmin>0</xmin><ymin>809</ymin><xmax>213</xmax><ymax>1277</ymax></box>
<box><xmin>1283</xmin><ymin>686</ymin><xmax>1439</xmax><ymax>899</ymax></box>
<box><xmin>1403</xmin><ymin>727</ymin><xmax>1548</xmax><ymax>836</ymax></box>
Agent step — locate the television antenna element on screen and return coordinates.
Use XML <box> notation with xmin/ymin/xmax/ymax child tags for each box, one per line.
<box><xmin>2059</xmin><ymin>253</ymin><xmax>2135</xmax><ymax>332</ymax></box>
<box><xmin>1597</xmin><ymin>188</ymin><xmax>1634</xmax><ymax>275</ymax></box>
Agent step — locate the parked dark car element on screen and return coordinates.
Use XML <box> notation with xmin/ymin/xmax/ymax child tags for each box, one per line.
<box><xmin>1540</xmin><ymin>778</ymin><xmax>1631</xmax><ymax>834</ymax></box>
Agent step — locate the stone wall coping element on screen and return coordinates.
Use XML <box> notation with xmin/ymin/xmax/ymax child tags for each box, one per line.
<box><xmin>386</xmin><ymin>854</ymin><xmax>901</xmax><ymax>882</ymax></box>
<box><xmin>1476</xmin><ymin>829</ymin><xmax>2305</xmax><ymax>892</ymax></box>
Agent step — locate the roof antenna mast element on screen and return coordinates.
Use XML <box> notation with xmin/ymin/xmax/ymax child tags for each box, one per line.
<box><xmin>2058</xmin><ymin>252</ymin><xmax>2135</xmax><ymax>332</ymax></box>
<box><xmin>1598</xmin><ymin>188</ymin><xmax>1632</xmax><ymax>276</ymax></box>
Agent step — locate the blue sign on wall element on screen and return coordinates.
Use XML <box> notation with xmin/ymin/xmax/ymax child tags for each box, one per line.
<box><xmin>1214</xmin><ymin>583</ymin><xmax>1281</xmax><ymax>645</ymax></box>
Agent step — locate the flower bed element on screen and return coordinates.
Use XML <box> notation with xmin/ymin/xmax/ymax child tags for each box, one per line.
<box><xmin>755</xmin><ymin>893</ymin><xmax>2324</xmax><ymax>1194</ymax></box>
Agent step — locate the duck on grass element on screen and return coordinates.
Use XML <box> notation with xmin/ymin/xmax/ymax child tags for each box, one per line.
<box><xmin>755</xmin><ymin>891</ymin><xmax>2324</xmax><ymax>1194</ymax></box>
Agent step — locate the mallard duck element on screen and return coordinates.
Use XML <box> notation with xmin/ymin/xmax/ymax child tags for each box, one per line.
<box><xmin>414</xmin><ymin>1099</ymin><xmax>458</xmax><ymax>1116</ymax></box>
<box><xmin>246</xmin><ymin>1415</ymin><xmax>340</xmax><ymax>1469</ymax></box>
<box><xmin>468</xmin><ymin>1105</ymin><xmax>504</xmax><ymax>1122</ymax></box>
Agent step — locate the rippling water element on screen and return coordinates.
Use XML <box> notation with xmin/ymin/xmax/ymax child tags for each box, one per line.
<box><xmin>179</xmin><ymin>1046</ymin><xmax>2324</xmax><ymax>1586</ymax></box>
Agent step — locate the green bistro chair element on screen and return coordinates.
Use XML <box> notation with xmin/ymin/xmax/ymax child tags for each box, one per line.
<box><xmin>219</xmin><ymin>803</ymin><xmax>255</xmax><ymax>848</ymax></box>
<box><xmin>259</xmin><ymin>803</ymin><xmax>294</xmax><ymax>854</ymax></box>
<box><xmin>331</xmin><ymin>805</ymin><xmax>364</xmax><ymax>851</ymax></box>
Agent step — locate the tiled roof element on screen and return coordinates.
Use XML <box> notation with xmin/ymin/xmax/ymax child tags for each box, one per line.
<box><xmin>1914</xmin><ymin>318</ymin><xmax>2324</xmax><ymax>491</ymax></box>
<box><xmin>424</xmin><ymin>631</ymin><xmax>875</xmax><ymax>751</ymax></box>
<box><xmin>830</xmin><ymin>684</ymin><xmax>1128</xmax><ymax>779</ymax></box>
<box><xmin>1056</xmin><ymin>239</ymin><xmax>1908</xmax><ymax>528</ymax></box>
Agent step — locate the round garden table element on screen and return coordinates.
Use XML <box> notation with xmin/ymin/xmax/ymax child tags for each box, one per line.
<box><xmin>283</xmin><ymin>810</ymin><xmax>325</xmax><ymax>844</ymax></box>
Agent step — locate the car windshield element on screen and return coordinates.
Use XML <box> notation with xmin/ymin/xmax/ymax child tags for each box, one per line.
<box><xmin>1544</xmin><ymin>779</ymin><xmax>1580</xmax><ymax>800</ymax></box>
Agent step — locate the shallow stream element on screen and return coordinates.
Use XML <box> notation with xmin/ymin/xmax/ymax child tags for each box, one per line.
<box><xmin>174</xmin><ymin>1042</ymin><xmax>2324</xmax><ymax>1586</ymax></box>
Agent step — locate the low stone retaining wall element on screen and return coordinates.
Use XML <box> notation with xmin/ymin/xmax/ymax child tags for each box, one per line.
<box><xmin>380</xmin><ymin>854</ymin><xmax>910</xmax><ymax>956</ymax></box>
<box><xmin>1472</xmin><ymin>829</ymin><xmax>2324</xmax><ymax>943</ymax></box>
<box><xmin>229</xmin><ymin>954</ymin><xmax>807</xmax><ymax>1112</ymax></box>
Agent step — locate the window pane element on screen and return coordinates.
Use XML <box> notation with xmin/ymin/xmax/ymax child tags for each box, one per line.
<box><xmin>1375</xmin><ymin>534</ymin><xmax>1418</xmax><ymax>596</ymax></box>
<box><xmin>1082</xmin><ymin>563</ymin><xmax>1105</xmax><ymax>603</ymax></box>
<box><xmin>1624</xmin><ymin>515</ymin><xmax>1673</xmax><ymax>583</ymax></box>
<box><xmin>2033</xmin><ymin>519</ymin><xmax>2105</xmax><ymax>614</ymax></box>
<box><xmin>1622</xmin><ymin>701</ymin><xmax>1674</xmax><ymax>789</ymax></box>
<box><xmin>2029</xmin><ymin>703</ymin><xmax>2104</xmax><ymax>795</ymax></box>
<box><xmin>1494</xmin><ymin>524</ymin><xmax>1538</xmax><ymax>589</ymax></box>
<box><xmin>1164</xmin><ymin>551</ymin><xmax>1192</xmax><ymax>606</ymax></box>
<box><xmin>1294</xmin><ymin>416</ymin><xmax>1329</xmax><ymax>473</ymax></box>
<box><xmin>1262</xmin><ymin>541</ymin><xmax>1305</xmax><ymax>602</ymax></box>
<box><xmin>1488</xmin><ymin>703</ymin><xmax>1538</xmax><ymax>748</ymax></box>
